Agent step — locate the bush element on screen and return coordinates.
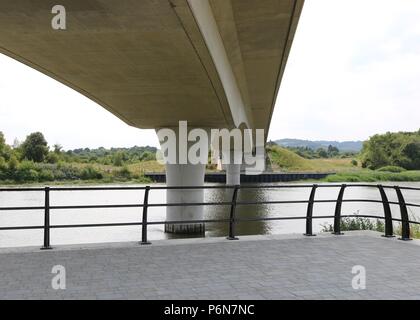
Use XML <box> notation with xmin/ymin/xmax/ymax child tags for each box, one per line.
<box><xmin>38</xmin><ymin>169</ymin><xmax>55</xmax><ymax>182</ymax></box>
<box><xmin>113</xmin><ymin>166</ymin><xmax>132</xmax><ymax>180</ymax></box>
<box><xmin>0</xmin><ymin>157</ymin><xmax>7</xmax><ymax>179</ymax></box>
<box><xmin>0</xmin><ymin>156</ymin><xmax>6</xmax><ymax>170</ymax></box>
<box><xmin>80</xmin><ymin>166</ymin><xmax>103</xmax><ymax>180</ymax></box>
<box><xmin>53</xmin><ymin>163</ymin><xmax>82</xmax><ymax>180</ymax></box>
<box><xmin>321</xmin><ymin>215</ymin><xmax>384</xmax><ymax>233</ymax></box>
<box><xmin>45</xmin><ymin>152</ymin><xmax>59</xmax><ymax>164</ymax></box>
<box><xmin>377</xmin><ymin>165</ymin><xmax>406</xmax><ymax>173</ymax></box>
<box><xmin>8</xmin><ymin>155</ymin><xmax>18</xmax><ymax>171</ymax></box>
<box><xmin>112</xmin><ymin>152</ymin><xmax>124</xmax><ymax>166</ymax></box>
<box><xmin>351</xmin><ymin>159</ymin><xmax>358</xmax><ymax>166</ymax></box>
<box><xmin>13</xmin><ymin>161</ymin><xmax>39</xmax><ymax>182</ymax></box>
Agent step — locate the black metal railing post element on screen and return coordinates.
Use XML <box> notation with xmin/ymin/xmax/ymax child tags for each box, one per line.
<box><xmin>41</xmin><ymin>187</ymin><xmax>52</xmax><ymax>250</ymax></box>
<box><xmin>332</xmin><ymin>184</ymin><xmax>346</xmax><ymax>235</ymax></box>
<box><xmin>227</xmin><ymin>185</ymin><xmax>239</xmax><ymax>240</ymax></box>
<box><xmin>395</xmin><ymin>186</ymin><xmax>412</xmax><ymax>241</ymax></box>
<box><xmin>140</xmin><ymin>186</ymin><xmax>151</xmax><ymax>245</ymax></box>
<box><xmin>304</xmin><ymin>184</ymin><xmax>317</xmax><ymax>236</ymax></box>
<box><xmin>378</xmin><ymin>185</ymin><xmax>394</xmax><ymax>237</ymax></box>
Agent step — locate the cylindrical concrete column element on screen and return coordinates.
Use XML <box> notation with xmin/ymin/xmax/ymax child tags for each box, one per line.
<box><xmin>164</xmin><ymin>163</ymin><xmax>206</xmax><ymax>234</ymax></box>
<box><xmin>225</xmin><ymin>163</ymin><xmax>241</xmax><ymax>185</ymax></box>
<box><xmin>156</xmin><ymin>125</ymin><xmax>209</xmax><ymax>234</ymax></box>
<box><xmin>222</xmin><ymin>149</ymin><xmax>242</xmax><ymax>185</ymax></box>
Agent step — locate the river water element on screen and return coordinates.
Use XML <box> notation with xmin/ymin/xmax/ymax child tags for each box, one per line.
<box><xmin>1</xmin><ymin>182</ymin><xmax>419</xmax><ymax>248</ymax></box>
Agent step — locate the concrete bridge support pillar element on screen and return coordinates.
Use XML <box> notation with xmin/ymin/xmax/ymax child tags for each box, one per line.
<box><xmin>222</xmin><ymin>149</ymin><xmax>242</xmax><ymax>186</ymax></box>
<box><xmin>225</xmin><ymin>163</ymin><xmax>241</xmax><ymax>185</ymax></box>
<box><xmin>164</xmin><ymin>163</ymin><xmax>206</xmax><ymax>234</ymax></box>
<box><xmin>156</xmin><ymin>126</ymin><xmax>209</xmax><ymax>234</ymax></box>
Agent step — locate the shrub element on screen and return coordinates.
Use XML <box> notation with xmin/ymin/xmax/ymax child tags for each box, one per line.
<box><xmin>38</xmin><ymin>168</ymin><xmax>55</xmax><ymax>182</ymax></box>
<box><xmin>7</xmin><ymin>155</ymin><xmax>18</xmax><ymax>171</ymax></box>
<box><xmin>80</xmin><ymin>166</ymin><xmax>103</xmax><ymax>180</ymax></box>
<box><xmin>53</xmin><ymin>163</ymin><xmax>82</xmax><ymax>180</ymax></box>
<box><xmin>351</xmin><ymin>159</ymin><xmax>358</xmax><ymax>166</ymax></box>
<box><xmin>0</xmin><ymin>156</ymin><xmax>6</xmax><ymax>170</ymax></box>
<box><xmin>13</xmin><ymin>161</ymin><xmax>39</xmax><ymax>182</ymax></box>
<box><xmin>113</xmin><ymin>166</ymin><xmax>132</xmax><ymax>180</ymax></box>
<box><xmin>112</xmin><ymin>152</ymin><xmax>124</xmax><ymax>166</ymax></box>
<box><xmin>321</xmin><ymin>215</ymin><xmax>384</xmax><ymax>233</ymax></box>
<box><xmin>377</xmin><ymin>165</ymin><xmax>406</xmax><ymax>173</ymax></box>
<box><xmin>45</xmin><ymin>152</ymin><xmax>59</xmax><ymax>164</ymax></box>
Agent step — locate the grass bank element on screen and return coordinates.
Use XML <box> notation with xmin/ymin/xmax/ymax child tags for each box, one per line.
<box><xmin>267</xmin><ymin>145</ymin><xmax>361</xmax><ymax>173</ymax></box>
<box><xmin>0</xmin><ymin>161</ymin><xmax>155</xmax><ymax>186</ymax></box>
<box><xmin>322</xmin><ymin>170</ymin><xmax>420</xmax><ymax>182</ymax></box>
<box><xmin>267</xmin><ymin>145</ymin><xmax>420</xmax><ymax>182</ymax></box>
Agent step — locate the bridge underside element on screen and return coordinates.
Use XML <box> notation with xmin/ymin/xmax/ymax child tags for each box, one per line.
<box><xmin>0</xmin><ymin>0</ymin><xmax>304</xmax><ymax>233</ymax></box>
<box><xmin>0</xmin><ymin>0</ymin><xmax>303</xmax><ymax>132</ymax></box>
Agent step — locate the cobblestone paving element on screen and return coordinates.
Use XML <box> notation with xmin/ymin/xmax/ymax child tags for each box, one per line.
<box><xmin>1</xmin><ymin>232</ymin><xmax>419</xmax><ymax>300</ymax></box>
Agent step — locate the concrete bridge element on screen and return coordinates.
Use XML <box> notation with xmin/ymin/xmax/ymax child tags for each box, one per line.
<box><xmin>0</xmin><ymin>0</ymin><xmax>304</xmax><ymax>233</ymax></box>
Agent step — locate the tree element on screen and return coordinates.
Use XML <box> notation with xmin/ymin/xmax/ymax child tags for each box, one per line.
<box><xmin>0</xmin><ymin>131</ymin><xmax>14</xmax><ymax>161</ymax></box>
<box><xmin>327</xmin><ymin>145</ymin><xmax>339</xmax><ymax>156</ymax></box>
<box><xmin>112</xmin><ymin>151</ymin><xmax>124</xmax><ymax>166</ymax></box>
<box><xmin>53</xmin><ymin>144</ymin><xmax>63</xmax><ymax>154</ymax></box>
<box><xmin>12</xmin><ymin>138</ymin><xmax>21</xmax><ymax>149</ymax></box>
<box><xmin>0</xmin><ymin>132</ymin><xmax>5</xmax><ymax>154</ymax></box>
<box><xmin>316</xmin><ymin>148</ymin><xmax>328</xmax><ymax>158</ymax></box>
<box><xmin>8</xmin><ymin>155</ymin><xmax>18</xmax><ymax>171</ymax></box>
<box><xmin>361</xmin><ymin>130</ymin><xmax>420</xmax><ymax>170</ymax></box>
<box><xmin>21</xmin><ymin>132</ymin><xmax>49</xmax><ymax>162</ymax></box>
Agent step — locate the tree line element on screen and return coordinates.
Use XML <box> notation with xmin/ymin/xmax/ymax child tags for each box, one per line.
<box><xmin>267</xmin><ymin>141</ymin><xmax>357</xmax><ymax>159</ymax></box>
<box><xmin>360</xmin><ymin>129</ymin><xmax>420</xmax><ymax>170</ymax></box>
<box><xmin>0</xmin><ymin>131</ymin><xmax>156</xmax><ymax>183</ymax></box>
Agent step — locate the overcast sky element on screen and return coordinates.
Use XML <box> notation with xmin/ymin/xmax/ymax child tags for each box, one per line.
<box><xmin>1</xmin><ymin>0</ymin><xmax>420</xmax><ymax>150</ymax></box>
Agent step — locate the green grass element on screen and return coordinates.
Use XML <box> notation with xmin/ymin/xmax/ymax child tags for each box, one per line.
<box><xmin>267</xmin><ymin>145</ymin><xmax>420</xmax><ymax>182</ymax></box>
<box><xmin>323</xmin><ymin>170</ymin><xmax>420</xmax><ymax>182</ymax></box>
<box><xmin>267</xmin><ymin>145</ymin><xmax>360</xmax><ymax>173</ymax></box>
<box><xmin>321</xmin><ymin>214</ymin><xmax>420</xmax><ymax>239</ymax></box>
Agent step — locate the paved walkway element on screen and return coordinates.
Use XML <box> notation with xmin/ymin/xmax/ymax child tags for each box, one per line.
<box><xmin>0</xmin><ymin>231</ymin><xmax>420</xmax><ymax>300</ymax></box>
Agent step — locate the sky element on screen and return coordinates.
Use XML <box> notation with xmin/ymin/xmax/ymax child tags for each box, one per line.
<box><xmin>1</xmin><ymin>0</ymin><xmax>420</xmax><ymax>150</ymax></box>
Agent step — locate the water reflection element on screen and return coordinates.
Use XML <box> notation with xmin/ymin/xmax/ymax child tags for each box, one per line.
<box><xmin>204</xmin><ymin>187</ymin><xmax>271</xmax><ymax>237</ymax></box>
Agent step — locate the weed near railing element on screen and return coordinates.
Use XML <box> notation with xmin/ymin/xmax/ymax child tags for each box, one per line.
<box><xmin>321</xmin><ymin>212</ymin><xmax>420</xmax><ymax>239</ymax></box>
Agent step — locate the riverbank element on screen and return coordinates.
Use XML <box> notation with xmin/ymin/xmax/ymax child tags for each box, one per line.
<box><xmin>3</xmin><ymin>170</ymin><xmax>420</xmax><ymax>187</ymax></box>
<box><xmin>2</xmin><ymin>154</ymin><xmax>420</xmax><ymax>186</ymax></box>
<box><xmin>322</xmin><ymin>170</ymin><xmax>420</xmax><ymax>182</ymax></box>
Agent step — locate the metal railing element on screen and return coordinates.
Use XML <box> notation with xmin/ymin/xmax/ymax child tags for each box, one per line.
<box><xmin>0</xmin><ymin>183</ymin><xmax>419</xmax><ymax>250</ymax></box>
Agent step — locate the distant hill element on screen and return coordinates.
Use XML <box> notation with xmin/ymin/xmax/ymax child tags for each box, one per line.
<box><xmin>274</xmin><ymin>139</ymin><xmax>364</xmax><ymax>152</ymax></box>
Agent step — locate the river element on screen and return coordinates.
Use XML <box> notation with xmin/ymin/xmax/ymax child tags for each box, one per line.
<box><xmin>1</xmin><ymin>182</ymin><xmax>419</xmax><ymax>248</ymax></box>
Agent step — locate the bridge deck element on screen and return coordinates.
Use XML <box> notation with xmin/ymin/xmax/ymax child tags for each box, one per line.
<box><xmin>0</xmin><ymin>231</ymin><xmax>419</xmax><ymax>300</ymax></box>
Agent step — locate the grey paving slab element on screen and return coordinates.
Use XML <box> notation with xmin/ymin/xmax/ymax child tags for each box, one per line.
<box><xmin>0</xmin><ymin>232</ymin><xmax>419</xmax><ymax>300</ymax></box>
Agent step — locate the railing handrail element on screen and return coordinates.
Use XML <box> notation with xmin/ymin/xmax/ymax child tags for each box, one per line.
<box><xmin>0</xmin><ymin>183</ymin><xmax>420</xmax><ymax>192</ymax></box>
<box><xmin>0</xmin><ymin>183</ymin><xmax>419</xmax><ymax>249</ymax></box>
